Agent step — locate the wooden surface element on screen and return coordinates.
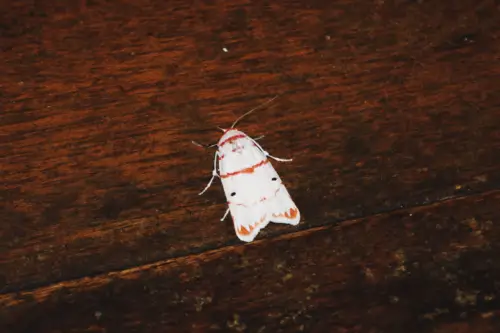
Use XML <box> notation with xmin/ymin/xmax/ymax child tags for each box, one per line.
<box><xmin>2</xmin><ymin>0</ymin><xmax>500</xmax><ymax>332</ymax></box>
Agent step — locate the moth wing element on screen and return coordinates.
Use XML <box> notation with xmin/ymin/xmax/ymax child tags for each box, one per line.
<box><xmin>218</xmin><ymin>135</ymin><xmax>299</xmax><ymax>241</ymax></box>
<box><xmin>219</xmin><ymin>140</ymin><xmax>273</xmax><ymax>242</ymax></box>
<box><xmin>228</xmin><ymin>199</ymin><xmax>270</xmax><ymax>243</ymax></box>
<box><xmin>267</xmin><ymin>182</ymin><xmax>300</xmax><ymax>226</ymax></box>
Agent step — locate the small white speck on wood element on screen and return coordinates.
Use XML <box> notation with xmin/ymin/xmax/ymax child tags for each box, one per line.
<box><xmin>94</xmin><ymin>311</ymin><xmax>102</xmax><ymax>320</ymax></box>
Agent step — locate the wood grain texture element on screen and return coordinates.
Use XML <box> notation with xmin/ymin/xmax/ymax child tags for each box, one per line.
<box><xmin>2</xmin><ymin>0</ymin><xmax>499</xmax><ymax>292</ymax></box>
<box><xmin>2</xmin><ymin>0</ymin><xmax>500</xmax><ymax>330</ymax></box>
<box><xmin>2</xmin><ymin>191</ymin><xmax>500</xmax><ymax>332</ymax></box>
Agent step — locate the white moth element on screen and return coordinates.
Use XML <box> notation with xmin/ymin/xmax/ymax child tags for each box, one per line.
<box><xmin>194</xmin><ymin>96</ymin><xmax>300</xmax><ymax>242</ymax></box>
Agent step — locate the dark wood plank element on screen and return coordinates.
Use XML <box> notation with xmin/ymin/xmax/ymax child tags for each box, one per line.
<box><xmin>2</xmin><ymin>191</ymin><xmax>500</xmax><ymax>333</ymax></box>
<box><xmin>2</xmin><ymin>0</ymin><xmax>500</xmax><ymax>293</ymax></box>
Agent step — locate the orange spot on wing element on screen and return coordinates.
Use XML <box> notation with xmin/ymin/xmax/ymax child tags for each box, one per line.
<box><xmin>221</xmin><ymin>159</ymin><xmax>269</xmax><ymax>178</ymax></box>
<box><xmin>238</xmin><ymin>225</ymin><xmax>251</xmax><ymax>235</ymax></box>
<box><xmin>237</xmin><ymin>215</ymin><xmax>266</xmax><ymax>236</ymax></box>
<box><xmin>272</xmin><ymin>207</ymin><xmax>298</xmax><ymax>219</ymax></box>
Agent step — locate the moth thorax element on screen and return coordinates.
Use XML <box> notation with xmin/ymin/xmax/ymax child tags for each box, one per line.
<box><xmin>231</xmin><ymin>141</ymin><xmax>245</xmax><ymax>154</ymax></box>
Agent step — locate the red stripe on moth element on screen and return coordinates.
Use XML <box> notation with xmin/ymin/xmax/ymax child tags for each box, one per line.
<box><xmin>220</xmin><ymin>159</ymin><xmax>269</xmax><ymax>179</ymax></box>
<box><xmin>227</xmin><ymin>201</ymin><xmax>246</xmax><ymax>207</ymax></box>
<box><xmin>218</xmin><ymin>134</ymin><xmax>246</xmax><ymax>147</ymax></box>
<box><xmin>218</xmin><ymin>154</ymin><xmax>225</xmax><ymax>160</ymax></box>
<box><xmin>227</xmin><ymin>182</ymin><xmax>283</xmax><ymax>206</ymax></box>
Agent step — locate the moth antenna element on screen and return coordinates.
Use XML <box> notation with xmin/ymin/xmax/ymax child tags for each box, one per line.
<box><xmin>192</xmin><ymin>140</ymin><xmax>205</xmax><ymax>148</ymax></box>
<box><xmin>230</xmin><ymin>94</ymin><xmax>279</xmax><ymax>129</ymax></box>
<box><xmin>216</xmin><ymin>126</ymin><xmax>225</xmax><ymax>132</ymax></box>
<box><xmin>192</xmin><ymin>140</ymin><xmax>218</xmax><ymax>149</ymax></box>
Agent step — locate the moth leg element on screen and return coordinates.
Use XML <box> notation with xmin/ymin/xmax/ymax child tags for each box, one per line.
<box><xmin>253</xmin><ymin>135</ymin><xmax>265</xmax><ymax>141</ymax></box>
<box><xmin>220</xmin><ymin>207</ymin><xmax>230</xmax><ymax>221</ymax></box>
<box><xmin>199</xmin><ymin>150</ymin><xmax>219</xmax><ymax>195</ymax></box>
<box><xmin>249</xmin><ymin>136</ymin><xmax>292</xmax><ymax>162</ymax></box>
